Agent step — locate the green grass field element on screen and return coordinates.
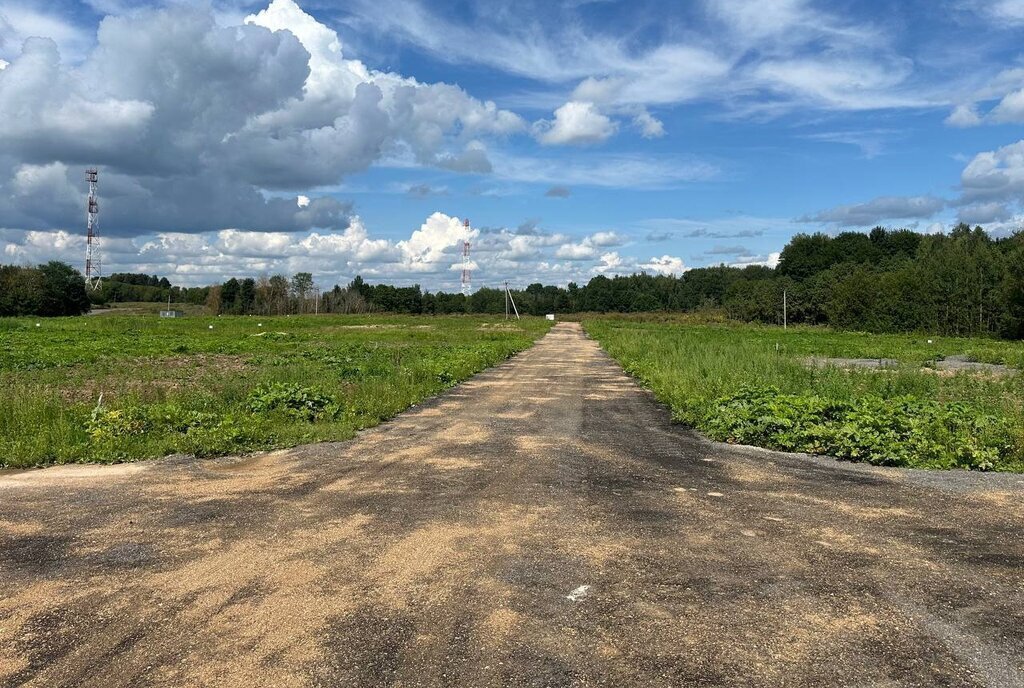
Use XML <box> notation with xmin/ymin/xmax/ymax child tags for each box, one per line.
<box><xmin>0</xmin><ymin>314</ymin><xmax>550</xmax><ymax>468</ymax></box>
<box><xmin>585</xmin><ymin>317</ymin><xmax>1024</xmax><ymax>472</ymax></box>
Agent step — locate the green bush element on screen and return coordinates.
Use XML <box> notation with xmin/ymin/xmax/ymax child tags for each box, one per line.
<box><xmin>246</xmin><ymin>382</ymin><xmax>339</xmax><ymax>421</ymax></box>
<box><xmin>704</xmin><ymin>386</ymin><xmax>1011</xmax><ymax>470</ymax></box>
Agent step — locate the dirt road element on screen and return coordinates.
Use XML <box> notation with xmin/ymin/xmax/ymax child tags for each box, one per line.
<box><xmin>2</xmin><ymin>323</ymin><xmax>1023</xmax><ymax>687</ymax></box>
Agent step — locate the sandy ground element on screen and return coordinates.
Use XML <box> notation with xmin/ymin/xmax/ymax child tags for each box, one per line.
<box><xmin>1</xmin><ymin>323</ymin><xmax>1023</xmax><ymax>687</ymax></box>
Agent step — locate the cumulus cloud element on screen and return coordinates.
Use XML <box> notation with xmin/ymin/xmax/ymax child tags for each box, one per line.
<box><xmin>3</xmin><ymin>211</ymin><xmax>584</xmax><ymax>288</ymax></box>
<box><xmin>0</xmin><ymin>0</ymin><xmax>524</xmax><ymax>237</ymax></box>
<box><xmin>534</xmin><ymin>101</ymin><xmax>616</xmax><ymax>146</ymax></box>
<box><xmin>587</xmin><ymin>250</ymin><xmax>685</xmax><ymax>277</ymax></box>
<box><xmin>640</xmin><ymin>255</ymin><xmax>686</xmax><ymax>275</ymax></box>
<box><xmin>554</xmin><ymin>230</ymin><xmax>624</xmax><ymax>260</ymax></box>
<box><xmin>946</xmin><ymin>103</ymin><xmax>982</xmax><ymax>127</ymax></box>
<box><xmin>799</xmin><ymin>195</ymin><xmax>945</xmax><ymax>226</ymax></box>
<box><xmin>960</xmin><ymin>140</ymin><xmax>1024</xmax><ymax>204</ymax></box>
<box><xmin>990</xmin><ymin>89</ymin><xmax>1024</xmax><ymax>123</ymax></box>
<box><xmin>594</xmin><ymin>251</ymin><xmax>626</xmax><ymax>274</ymax></box>
<box><xmin>395</xmin><ymin>212</ymin><xmax>477</xmax><ymax>272</ymax></box>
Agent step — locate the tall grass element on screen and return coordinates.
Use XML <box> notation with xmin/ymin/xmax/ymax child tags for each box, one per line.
<box><xmin>585</xmin><ymin>319</ymin><xmax>1024</xmax><ymax>471</ymax></box>
<box><xmin>0</xmin><ymin>314</ymin><xmax>551</xmax><ymax>468</ymax></box>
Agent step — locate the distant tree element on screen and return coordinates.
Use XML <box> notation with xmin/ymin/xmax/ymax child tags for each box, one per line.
<box><xmin>239</xmin><ymin>278</ymin><xmax>256</xmax><ymax>314</ymax></box>
<box><xmin>291</xmin><ymin>272</ymin><xmax>314</xmax><ymax>312</ymax></box>
<box><xmin>777</xmin><ymin>233</ymin><xmax>836</xmax><ymax>280</ymax></box>
<box><xmin>0</xmin><ymin>266</ymin><xmax>43</xmax><ymax>316</ymax></box>
<box><xmin>220</xmin><ymin>278</ymin><xmax>240</xmax><ymax>314</ymax></box>
<box><xmin>37</xmin><ymin>262</ymin><xmax>90</xmax><ymax>316</ymax></box>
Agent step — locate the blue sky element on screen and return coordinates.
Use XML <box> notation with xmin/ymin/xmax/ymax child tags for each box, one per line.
<box><xmin>1</xmin><ymin>0</ymin><xmax>1024</xmax><ymax>289</ymax></box>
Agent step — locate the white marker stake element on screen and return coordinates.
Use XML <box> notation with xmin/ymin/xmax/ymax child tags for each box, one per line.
<box><xmin>567</xmin><ymin>585</ymin><xmax>591</xmax><ymax>602</ymax></box>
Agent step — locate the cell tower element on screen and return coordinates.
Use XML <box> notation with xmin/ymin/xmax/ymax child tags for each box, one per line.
<box><xmin>461</xmin><ymin>218</ymin><xmax>472</xmax><ymax>296</ymax></box>
<box><xmin>84</xmin><ymin>167</ymin><xmax>101</xmax><ymax>290</ymax></box>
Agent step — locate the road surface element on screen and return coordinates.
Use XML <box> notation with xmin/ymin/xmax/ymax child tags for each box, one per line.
<box><xmin>2</xmin><ymin>323</ymin><xmax>1023</xmax><ymax>687</ymax></box>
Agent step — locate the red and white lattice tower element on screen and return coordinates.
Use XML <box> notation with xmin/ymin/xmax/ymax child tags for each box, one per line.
<box><xmin>461</xmin><ymin>219</ymin><xmax>472</xmax><ymax>296</ymax></box>
<box><xmin>84</xmin><ymin>167</ymin><xmax>102</xmax><ymax>290</ymax></box>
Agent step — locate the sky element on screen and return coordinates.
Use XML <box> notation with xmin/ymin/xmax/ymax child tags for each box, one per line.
<box><xmin>1</xmin><ymin>0</ymin><xmax>1024</xmax><ymax>291</ymax></box>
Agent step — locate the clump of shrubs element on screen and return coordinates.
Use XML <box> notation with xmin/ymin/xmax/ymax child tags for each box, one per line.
<box><xmin>246</xmin><ymin>382</ymin><xmax>339</xmax><ymax>421</ymax></box>
<box><xmin>86</xmin><ymin>403</ymin><xmax>273</xmax><ymax>460</ymax></box>
<box><xmin>703</xmin><ymin>386</ymin><xmax>1012</xmax><ymax>471</ymax></box>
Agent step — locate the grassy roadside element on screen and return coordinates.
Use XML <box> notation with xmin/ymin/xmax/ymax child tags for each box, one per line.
<box><xmin>584</xmin><ymin>317</ymin><xmax>1024</xmax><ymax>472</ymax></box>
<box><xmin>0</xmin><ymin>314</ymin><xmax>551</xmax><ymax>468</ymax></box>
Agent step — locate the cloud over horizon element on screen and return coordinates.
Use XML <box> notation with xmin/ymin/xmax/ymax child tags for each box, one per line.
<box><xmin>2</xmin><ymin>0</ymin><xmax>1024</xmax><ymax>288</ymax></box>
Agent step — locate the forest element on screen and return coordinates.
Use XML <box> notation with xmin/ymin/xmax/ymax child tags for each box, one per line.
<box><xmin>3</xmin><ymin>224</ymin><xmax>1023</xmax><ymax>339</ymax></box>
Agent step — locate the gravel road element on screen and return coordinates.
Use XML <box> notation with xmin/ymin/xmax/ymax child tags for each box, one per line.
<box><xmin>2</xmin><ymin>322</ymin><xmax>1023</xmax><ymax>687</ymax></box>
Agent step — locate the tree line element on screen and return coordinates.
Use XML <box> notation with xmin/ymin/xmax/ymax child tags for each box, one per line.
<box><xmin>3</xmin><ymin>224</ymin><xmax>1024</xmax><ymax>338</ymax></box>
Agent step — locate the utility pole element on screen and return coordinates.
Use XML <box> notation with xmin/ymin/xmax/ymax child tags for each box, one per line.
<box><xmin>783</xmin><ymin>289</ymin><xmax>788</xmax><ymax>330</ymax></box>
<box><xmin>505</xmin><ymin>281</ymin><xmax>520</xmax><ymax>320</ymax></box>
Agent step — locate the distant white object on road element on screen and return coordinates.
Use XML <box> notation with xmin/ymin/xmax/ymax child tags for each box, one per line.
<box><xmin>545</xmin><ymin>314</ymin><xmax>556</xmax><ymax>321</ymax></box>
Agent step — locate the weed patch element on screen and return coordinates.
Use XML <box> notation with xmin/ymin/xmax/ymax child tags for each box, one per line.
<box><xmin>0</xmin><ymin>314</ymin><xmax>551</xmax><ymax>467</ymax></box>
<box><xmin>585</xmin><ymin>318</ymin><xmax>1024</xmax><ymax>472</ymax></box>
<box><xmin>247</xmin><ymin>382</ymin><xmax>339</xmax><ymax>421</ymax></box>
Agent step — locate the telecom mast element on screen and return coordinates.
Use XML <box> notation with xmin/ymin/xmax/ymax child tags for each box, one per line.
<box><xmin>461</xmin><ymin>218</ymin><xmax>472</xmax><ymax>296</ymax></box>
<box><xmin>84</xmin><ymin>167</ymin><xmax>101</xmax><ymax>290</ymax></box>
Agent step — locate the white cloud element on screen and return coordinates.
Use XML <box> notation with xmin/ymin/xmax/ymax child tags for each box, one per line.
<box><xmin>588</xmin><ymin>231</ymin><xmax>622</xmax><ymax>247</ymax></box>
<box><xmin>555</xmin><ymin>243</ymin><xmax>601</xmax><ymax>260</ymax></box>
<box><xmin>594</xmin><ymin>251</ymin><xmax>625</xmax><ymax>274</ymax></box>
<box><xmin>396</xmin><ymin>212</ymin><xmax>477</xmax><ymax>272</ymax></box>
<box><xmin>344</xmin><ymin>0</ymin><xmax>936</xmax><ymax>117</ymax></box>
<box><xmin>946</xmin><ymin>103</ymin><xmax>982</xmax><ymax>127</ymax></box>
<box><xmin>939</xmin><ymin>68</ymin><xmax>1024</xmax><ymax>128</ymax></box>
<box><xmin>534</xmin><ymin>101</ymin><xmax>616</xmax><ymax>146</ymax></box>
<box><xmin>991</xmin><ymin>88</ymin><xmax>1024</xmax><ymax>123</ymax></box>
<box><xmin>960</xmin><ymin>140</ymin><xmax>1024</xmax><ymax>204</ymax></box>
<box><xmin>1</xmin><ymin>212</ymin><xmax>663</xmax><ymax>290</ymax></box>
<box><xmin>633</xmin><ymin>110</ymin><xmax>665</xmax><ymax>138</ymax></box>
<box><xmin>297</xmin><ymin>195</ymin><xmax>310</xmax><ymax>207</ymax></box>
<box><xmin>554</xmin><ymin>230</ymin><xmax>624</xmax><ymax>260</ymax></box>
<box><xmin>640</xmin><ymin>255</ymin><xmax>686</xmax><ymax>275</ymax></box>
